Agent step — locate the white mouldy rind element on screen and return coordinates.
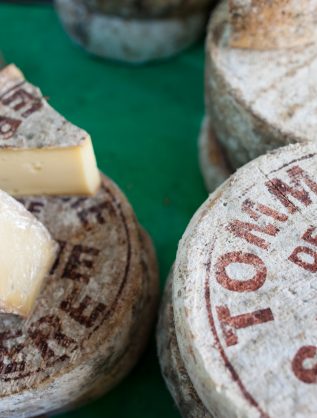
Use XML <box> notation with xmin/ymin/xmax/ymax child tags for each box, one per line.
<box><xmin>205</xmin><ymin>0</ymin><xmax>317</xmax><ymax>169</ymax></box>
<box><xmin>159</xmin><ymin>141</ymin><xmax>317</xmax><ymax>417</ymax></box>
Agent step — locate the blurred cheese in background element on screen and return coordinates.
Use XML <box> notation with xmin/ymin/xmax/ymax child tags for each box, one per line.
<box><xmin>54</xmin><ymin>0</ymin><xmax>214</xmax><ymax>63</ymax></box>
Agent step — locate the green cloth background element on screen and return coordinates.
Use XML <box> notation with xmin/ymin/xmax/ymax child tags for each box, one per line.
<box><xmin>0</xmin><ymin>4</ymin><xmax>208</xmax><ymax>417</ymax></box>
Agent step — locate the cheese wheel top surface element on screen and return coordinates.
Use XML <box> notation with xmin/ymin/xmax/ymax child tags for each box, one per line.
<box><xmin>174</xmin><ymin>142</ymin><xmax>317</xmax><ymax>418</ymax></box>
<box><xmin>207</xmin><ymin>1</ymin><xmax>317</xmax><ymax>148</ymax></box>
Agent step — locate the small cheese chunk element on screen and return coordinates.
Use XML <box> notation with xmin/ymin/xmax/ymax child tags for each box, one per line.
<box><xmin>0</xmin><ymin>190</ymin><xmax>57</xmax><ymax>317</ymax></box>
<box><xmin>0</xmin><ymin>64</ymin><xmax>100</xmax><ymax>196</ymax></box>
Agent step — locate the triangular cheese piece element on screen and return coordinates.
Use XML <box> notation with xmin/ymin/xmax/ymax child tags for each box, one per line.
<box><xmin>0</xmin><ymin>64</ymin><xmax>100</xmax><ymax>195</ymax></box>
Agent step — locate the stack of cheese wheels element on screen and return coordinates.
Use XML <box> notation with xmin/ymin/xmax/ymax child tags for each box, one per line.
<box><xmin>0</xmin><ymin>65</ymin><xmax>159</xmax><ymax>417</ymax></box>
<box><xmin>55</xmin><ymin>0</ymin><xmax>212</xmax><ymax>63</ymax></box>
<box><xmin>157</xmin><ymin>141</ymin><xmax>317</xmax><ymax>417</ymax></box>
<box><xmin>200</xmin><ymin>0</ymin><xmax>317</xmax><ymax>187</ymax></box>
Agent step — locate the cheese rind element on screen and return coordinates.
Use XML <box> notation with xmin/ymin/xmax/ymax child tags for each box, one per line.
<box><xmin>229</xmin><ymin>0</ymin><xmax>317</xmax><ymax>50</ymax></box>
<box><xmin>0</xmin><ymin>64</ymin><xmax>100</xmax><ymax>195</ymax></box>
<box><xmin>55</xmin><ymin>0</ymin><xmax>208</xmax><ymax>63</ymax></box>
<box><xmin>0</xmin><ymin>190</ymin><xmax>57</xmax><ymax>317</ymax></box>
<box><xmin>157</xmin><ymin>270</ymin><xmax>211</xmax><ymax>418</ymax></box>
<box><xmin>205</xmin><ymin>1</ymin><xmax>317</xmax><ymax>168</ymax></box>
<box><xmin>174</xmin><ymin>142</ymin><xmax>317</xmax><ymax>417</ymax></box>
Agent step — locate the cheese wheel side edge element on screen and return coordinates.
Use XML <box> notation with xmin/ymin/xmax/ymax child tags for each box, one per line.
<box><xmin>157</xmin><ymin>269</ymin><xmax>211</xmax><ymax>418</ymax></box>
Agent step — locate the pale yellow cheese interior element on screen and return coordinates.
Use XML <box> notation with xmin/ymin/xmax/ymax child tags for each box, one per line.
<box><xmin>0</xmin><ymin>136</ymin><xmax>100</xmax><ymax>196</ymax></box>
<box><xmin>0</xmin><ymin>190</ymin><xmax>57</xmax><ymax>317</ymax></box>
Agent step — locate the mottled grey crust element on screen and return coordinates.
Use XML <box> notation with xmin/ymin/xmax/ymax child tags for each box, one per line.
<box><xmin>205</xmin><ymin>2</ymin><xmax>284</xmax><ymax>168</ymax></box>
<box><xmin>55</xmin><ymin>0</ymin><xmax>208</xmax><ymax>63</ymax></box>
<box><xmin>173</xmin><ymin>143</ymin><xmax>317</xmax><ymax>417</ymax></box>
<box><xmin>83</xmin><ymin>0</ymin><xmax>210</xmax><ymax>19</ymax></box>
<box><xmin>0</xmin><ymin>65</ymin><xmax>87</xmax><ymax>149</ymax></box>
<box><xmin>157</xmin><ymin>271</ymin><xmax>212</xmax><ymax>418</ymax></box>
<box><xmin>205</xmin><ymin>1</ymin><xmax>317</xmax><ymax>169</ymax></box>
<box><xmin>54</xmin><ymin>227</ymin><xmax>159</xmax><ymax>416</ymax></box>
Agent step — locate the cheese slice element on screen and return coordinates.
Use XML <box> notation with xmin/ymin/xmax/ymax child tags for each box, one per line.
<box><xmin>229</xmin><ymin>0</ymin><xmax>317</xmax><ymax>50</ymax></box>
<box><xmin>0</xmin><ymin>64</ymin><xmax>100</xmax><ymax>195</ymax></box>
<box><xmin>0</xmin><ymin>189</ymin><xmax>57</xmax><ymax>317</ymax></box>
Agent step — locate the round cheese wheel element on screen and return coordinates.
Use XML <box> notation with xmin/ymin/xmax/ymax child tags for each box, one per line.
<box><xmin>205</xmin><ymin>0</ymin><xmax>317</xmax><ymax>168</ymax></box>
<box><xmin>55</xmin><ymin>0</ymin><xmax>209</xmax><ymax>63</ymax></box>
<box><xmin>157</xmin><ymin>269</ymin><xmax>211</xmax><ymax>418</ymax></box>
<box><xmin>0</xmin><ymin>174</ymin><xmax>158</xmax><ymax>417</ymax></box>
<box><xmin>199</xmin><ymin>116</ymin><xmax>232</xmax><ymax>192</ymax></box>
<box><xmin>174</xmin><ymin>142</ymin><xmax>317</xmax><ymax>418</ymax></box>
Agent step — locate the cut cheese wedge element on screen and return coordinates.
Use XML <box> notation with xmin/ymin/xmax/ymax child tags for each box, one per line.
<box><xmin>0</xmin><ymin>64</ymin><xmax>100</xmax><ymax>195</ymax></box>
<box><xmin>0</xmin><ymin>189</ymin><xmax>57</xmax><ymax>317</ymax></box>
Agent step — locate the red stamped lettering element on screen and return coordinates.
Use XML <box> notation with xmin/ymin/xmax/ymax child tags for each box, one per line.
<box><xmin>292</xmin><ymin>346</ymin><xmax>317</xmax><ymax>384</ymax></box>
<box><xmin>216</xmin><ymin>252</ymin><xmax>267</xmax><ymax>292</ymax></box>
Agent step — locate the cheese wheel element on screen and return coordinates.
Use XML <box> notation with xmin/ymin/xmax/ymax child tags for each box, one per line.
<box><xmin>205</xmin><ymin>0</ymin><xmax>317</xmax><ymax>168</ymax></box>
<box><xmin>199</xmin><ymin>116</ymin><xmax>231</xmax><ymax>192</ymax></box>
<box><xmin>55</xmin><ymin>0</ymin><xmax>210</xmax><ymax>63</ymax></box>
<box><xmin>157</xmin><ymin>269</ymin><xmax>211</xmax><ymax>418</ymax></box>
<box><xmin>0</xmin><ymin>174</ymin><xmax>158</xmax><ymax>417</ymax></box>
<box><xmin>174</xmin><ymin>142</ymin><xmax>317</xmax><ymax>417</ymax></box>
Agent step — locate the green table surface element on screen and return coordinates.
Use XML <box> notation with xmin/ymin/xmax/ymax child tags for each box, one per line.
<box><xmin>0</xmin><ymin>4</ymin><xmax>208</xmax><ymax>417</ymax></box>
